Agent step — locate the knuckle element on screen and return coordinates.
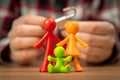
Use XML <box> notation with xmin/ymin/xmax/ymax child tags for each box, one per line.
<box><xmin>12</xmin><ymin>15</ymin><xmax>31</xmax><ymax>26</ymax></box>
<box><xmin>8</xmin><ymin>31</ymin><xmax>12</xmax><ymax>39</ymax></box>
<box><xmin>11</xmin><ymin>52</ymin><xmax>28</xmax><ymax>64</ymax></box>
<box><xmin>105</xmin><ymin>37</ymin><xmax>115</xmax><ymax>47</ymax></box>
<box><xmin>15</xmin><ymin>25</ymin><xmax>23</xmax><ymax>36</ymax></box>
<box><xmin>90</xmin><ymin>23</ymin><xmax>98</xmax><ymax>32</ymax></box>
<box><xmin>105</xmin><ymin>22</ymin><xmax>115</xmax><ymax>34</ymax></box>
<box><xmin>10</xmin><ymin>46</ymin><xmax>38</xmax><ymax>64</ymax></box>
<box><xmin>84</xmin><ymin>47</ymin><xmax>91</xmax><ymax>54</ymax></box>
<box><xmin>10</xmin><ymin>40</ymin><xmax>14</xmax><ymax>47</ymax></box>
<box><xmin>12</xmin><ymin>19</ymin><xmax>18</xmax><ymax>26</ymax></box>
<box><xmin>12</xmin><ymin>38</ymin><xmax>21</xmax><ymax>48</ymax></box>
<box><xmin>109</xmin><ymin>38</ymin><xmax>115</xmax><ymax>47</ymax></box>
<box><xmin>21</xmin><ymin>15</ymin><xmax>31</xmax><ymax>23</ymax></box>
<box><xmin>110</xmin><ymin>25</ymin><xmax>115</xmax><ymax>34</ymax></box>
<box><xmin>85</xmin><ymin>35</ymin><xmax>94</xmax><ymax>44</ymax></box>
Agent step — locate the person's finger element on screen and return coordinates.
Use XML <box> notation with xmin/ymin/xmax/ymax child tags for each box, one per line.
<box><xmin>11</xmin><ymin>48</ymin><xmax>41</xmax><ymax>64</ymax></box>
<box><xmin>10</xmin><ymin>37</ymin><xmax>41</xmax><ymax>50</ymax></box>
<box><xmin>13</xmin><ymin>15</ymin><xmax>46</xmax><ymax>27</ymax></box>
<box><xmin>76</xmin><ymin>32</ymin><xmax>115</xmax><ymax>48</ymax></box>
<box><xmin>79</xmin><ymin>46</ymin><xmax>112</xmax><ymax>56</ymax></box>
<box><xmin>79</xmin><ymin>46</ymin><xmax>112</xmax><ymax>63</ymax></box>
<box><xmin>80</xmin><ymin>49</ymin><xmax>112</xmax><ymax>63</ymax></box>
<box><xmin>8</xmin><ymin>24</ymin><xmax>45</xmax><ymax>39</ymax></box>
<box><xmin>77</xmin><ymin>21</ymin><xmax>115</xmax><ymax>35</ymax></box>
<box><xmin>80</xmin><ymin>53</ymin><xmax>102</xmax><ymax>63</ymax></box>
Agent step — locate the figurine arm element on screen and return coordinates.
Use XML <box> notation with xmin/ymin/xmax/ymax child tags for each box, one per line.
<box><xmin>53</xmin><ymin>34</ymin><xmax>61</xmax><ymax>43</ymax></box>
<box><xmin>63</xmin><ymin>56</ymin><xmax>72</xmax><ymax>62</ymax></box>
<box><xmin>33</xmin><ymin>32</ymin><xmax>48</xmax><ymax>49</ymax></box>
<box><xmin>48</xmin><ymin>56</ymin><xmax>56</xmax><ymax>62</ymax></box>
<box><xmin>56</xmin><ymin>36</ymin><xmax>69</xmax><ymax>46</ymax></box>
<box><xmin>75</xmin><ymin>36</ymin><xmax>88</xmax><ymax>48</ymax></box>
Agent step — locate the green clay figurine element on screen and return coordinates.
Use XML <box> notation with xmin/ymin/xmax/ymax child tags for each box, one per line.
<box><xmin>48</xmin><ymin>46</ymin><xmax>72</xmax><ymax>73</ymax></box>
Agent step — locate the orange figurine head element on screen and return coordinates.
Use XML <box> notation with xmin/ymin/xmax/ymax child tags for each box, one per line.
<box><xmin>65</xmin><ymin>21</ymin><xmax>79</xmax><ymax>34</ymax></box>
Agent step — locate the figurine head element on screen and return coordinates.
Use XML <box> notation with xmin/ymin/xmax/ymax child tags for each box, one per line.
<box><xmin>65</xmin><ymin>21</ymin><xmax>79</xmax><ymax>34</ymax></box>
<box><xmin>42</xmin><ymin>18</ymin><xmax>56</xmax><ymax>32</ymax></box>
<box><xmin>54</xmin><ymin>46</ymin><xmax>65</xmax><ymax>58</ymax></box>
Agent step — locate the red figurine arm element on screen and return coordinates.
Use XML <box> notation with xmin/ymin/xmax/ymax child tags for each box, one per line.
<box><xmin>53</xmin><ymin>34</ymin><xmax>61</xmax><ymax>43</ymax></box>
<box><xmin>33</xmin><ymin>32</ymin><xmax>48</xmax><ymax>49</ymax></box>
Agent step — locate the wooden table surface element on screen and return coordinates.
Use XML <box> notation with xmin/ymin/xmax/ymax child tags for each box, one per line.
<box><xmin>0</xmin><ymin>60</ymin><xmax>120</xmax><ymax>80</ymax></box>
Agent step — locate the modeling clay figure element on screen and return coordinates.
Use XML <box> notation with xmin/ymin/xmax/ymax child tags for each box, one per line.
<box><xmin>48</xmin><ymin>46</ymin><xmax>72</xmax><ymax>73</ymax></box>
<box><xmin>34</xmin><ymin>18</ymin><xmax>61</xmax><ymax>72</ymax></box>
<box><xmin>56</xmin><ymin>21</ymin><xmax>88</xmax><ymax>72</ymax></box>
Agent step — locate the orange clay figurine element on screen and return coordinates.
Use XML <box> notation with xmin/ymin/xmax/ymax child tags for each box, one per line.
<box><xmin>56</xmin><ymin>21</ymin><xmax>88</xmax><ymax>72</ymax></box>
<box><xmin>34</xmin><ymin>18</ymin><xmax>61</xmax><ymax>72</ymax></box>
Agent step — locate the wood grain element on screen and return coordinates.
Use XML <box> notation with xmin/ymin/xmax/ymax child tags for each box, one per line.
<box><xmin>0</xmin><ymin>60</ymin><xmax>120</xmax><ymax>80</ymax></box>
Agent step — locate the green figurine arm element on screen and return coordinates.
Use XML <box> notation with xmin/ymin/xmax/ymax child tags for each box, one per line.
<box><xmin>56</xmin><ymin>36</ymin><xmax>69</xmax><ymax>46</ymax></box>
<box><xmin>48</xmin><ymin>56</ymin><xmax>56</xmax><ymax>62</ymax></box>
<box><xmin>63</xmin><ymin>56</ymin><xmax>72</xmax><ymax>62</ymax></box>
<box><xmin>75</xmin><ymin>36</ymin><xmax>88</xmax><ymax>48</ymax></box>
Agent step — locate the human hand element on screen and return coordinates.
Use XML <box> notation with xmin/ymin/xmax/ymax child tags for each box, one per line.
<box><xmin>8</xmin><ymin>15</ymin><xmax>46</xmax><ymax>64</ymax></box>
<box><xmin>61</xmin><ymin>21</ymin><xmax>115</xmax><ymax>64</ymax></box>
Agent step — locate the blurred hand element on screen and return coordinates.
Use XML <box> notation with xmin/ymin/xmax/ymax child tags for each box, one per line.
<box><xmin>8</xmin><ymin>15</ymin><xmax>46</xmax><ymax>64</ymax></box>
<box><xmin>61</xmin><ymin>21</ymin><xmax>115</xmax><ymax>64</ymax></box>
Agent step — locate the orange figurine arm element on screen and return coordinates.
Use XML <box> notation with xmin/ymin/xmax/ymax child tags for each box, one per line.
<box><xmin>33</xmin><ymin>32</ymin><xmax>48</xmax><ymax>49</ymax></box>
<box><xmin>56</xmin><ymin>36</ymin><xmax>69</xmax><ymax>46</ymax></box>
<box><xmin>75</xmin><ymin>36</ymin><xmax>88</xmax><ymax>48</ymax></box>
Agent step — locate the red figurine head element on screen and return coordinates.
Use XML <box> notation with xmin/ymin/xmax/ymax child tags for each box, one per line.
<box><xmin>42</xmin><ymin>18</ymin><xmax>56</xmax><ymax>32</ymax></box>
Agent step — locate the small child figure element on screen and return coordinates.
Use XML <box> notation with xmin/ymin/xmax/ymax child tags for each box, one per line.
<box><xmin>48</xmin><ymin>46</ymin><xmax>72</xmax><ymax>73</ymax></box>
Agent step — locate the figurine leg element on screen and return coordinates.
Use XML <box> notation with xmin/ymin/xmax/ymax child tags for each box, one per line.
<box><xmin>73</xmin><ymin>56</ymin><xmax>83</xmax><ymax>72</ymax></box>
<box><xmin>48</xmin><ymin>64</ymin><xmax>53</xmax><ymax>73</ymax></box>
<box><xmin>60</xmin><ymin>65</ymin><xmax>71</xmax><ymax>73</ymax></box>
<box><xmin>39</xmin><ymin>56</ymin><xmax>48</xmax><ymax>72</ymax></box>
